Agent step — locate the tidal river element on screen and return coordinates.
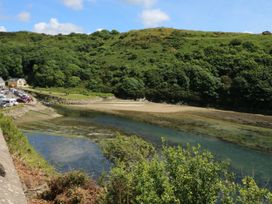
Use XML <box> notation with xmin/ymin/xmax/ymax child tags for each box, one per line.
<box><xmin>20</xmin><ymin>106</ymin><xmax>272</xmax><ymax>188</ymax></box>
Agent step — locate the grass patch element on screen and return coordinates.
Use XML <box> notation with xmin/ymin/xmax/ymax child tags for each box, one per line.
<box><xmin>0</xmin><ymin>113</ymin><xmax>54</xmax><ymax>174</ymax></box>
<box><xmin>118</xmin><ymin>111</ymin><xmax>272</xmax><ymax>152</ymax></box>
<box><xmin>67</xmin><ymin>105</ymin><xmax>272</xmax><ymax>153</ymax></box>
<box><xmin>25</xmin><ymin>87</ymin><xmax>113</xmax><ymax>100</ymax></box>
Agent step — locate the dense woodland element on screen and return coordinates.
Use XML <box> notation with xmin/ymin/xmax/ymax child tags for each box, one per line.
<box><xmin>1</xmin><ymin>28</ymin><xmax>272</xmax><ymax>112</ymax></box>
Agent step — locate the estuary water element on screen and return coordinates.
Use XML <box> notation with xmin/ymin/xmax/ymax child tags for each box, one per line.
<box><xmin>21</xmin><ymin>106</ymin><xmax>272</xmax><ymax>188</ymax></box>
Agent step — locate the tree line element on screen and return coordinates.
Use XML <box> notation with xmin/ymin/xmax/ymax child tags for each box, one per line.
<box><xmin>1</xmin><ymin>29</ymin><xmax>272</xmax><ymax>112</ymax></box>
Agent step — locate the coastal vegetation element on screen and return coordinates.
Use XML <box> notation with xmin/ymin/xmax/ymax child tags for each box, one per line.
<box><xmin>25</xmin><ymin>87</ymin><xmax>113</xmax><ymax>100</ymax></box>
<box><xmin>41</xmin><ymin>171</ymin><xmax>101</xmax><ymax>204</ymax></box>
<box><xmin>1</xmin><ymin>110</ymin><xmax>272</xmax><ymax>203</ymax></box>
<box><xmin>59</xmin><ymin>105</ymin><xmax>272</xmax><ymax>153</ymax></box>
<box><xmin>109</xmin><ymin>110</ymin><xmax>272</xmax><ymax>152</ymax></box>
<box><xmin>101</xmin><ymin>133</ymin><xmax>155</xmax><ymax>164</ymax></box>
<box><xmin>1</xmin><ymin>29</ymin><xmax>272</xmax><ymax>112</ymax></box>
<box><xmin>100</xmin><ymin>135</ymin><xmax>272</xmax><ymax>204</ymax></box>
<box><xmin>1</xmin><ymin>27</ymin><xmax>272</xmax><ymax>203</ymax></box>
<box><xmin>0</xmin><ymin>113</ymin><xmax>53</xmax><ymax>173</ymax></box>
<box><xmin>0</xmin><ymin>112</ymin><xmax>101</xmax><ymax>203</ymax></box>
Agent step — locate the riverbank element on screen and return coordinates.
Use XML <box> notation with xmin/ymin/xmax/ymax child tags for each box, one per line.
<box><xmin>8</xmin><ymin>96</ymin><xmax>272</xmax><ymax>152</ymax></box>
<box><xmin>65</xmin><ymin>100</ymin><xmax>272</xmax><ymax>152</ymax></box>
<box><xmin>3</xmin><ymin>95</ymin><xmax>272</xmax><ymax>201</ymax></box>
<box><xmin>1</xmin><ymin>99</ymin><xmax>59</xmax><ymax>203</ymax></box>
<box><xmin>23</xmin><ymin>87</ymin><xmax>114</xmax><ymax>105</ymax></box>
<box><xmin>3</xmin><ymin>97</ymin><xmax>61</xmax><ymax>121</ymax></box>
<box><xmin>0</xmin><ymin>112</ymin><xmax>55</xmax><ymax>204</ymax></box>
<box><xmin>1</xmin><ymin>101</ymin><xmax>103</xmax><ymax>204</ymax></box>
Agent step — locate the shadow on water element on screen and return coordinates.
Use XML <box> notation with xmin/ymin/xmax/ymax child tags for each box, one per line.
<box><xmin>22</xmin><ymin>105</ymin><xmax>272</xmax><ymax>188</ymax></box>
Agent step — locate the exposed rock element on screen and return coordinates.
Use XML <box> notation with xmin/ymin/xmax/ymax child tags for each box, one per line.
<box><xmin>0</xmin><ymin>163</ymin><xmax>6</xmax><ymax>177</ymax></box>
<box><xmin>25</xmin><ymin>183</ymin><xmax>49</xmax><ymax>199</ymax></box>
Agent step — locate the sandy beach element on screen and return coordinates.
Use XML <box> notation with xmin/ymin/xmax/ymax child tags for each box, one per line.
<box><xmin>67</xmin><ymin>99</ymin><xmax>272</xmax><ymax>128</ymax></box>
<box><xmin>69</xmin><ymin>99</ymin><xmax>207</xmax><ymax>113</ymax></box>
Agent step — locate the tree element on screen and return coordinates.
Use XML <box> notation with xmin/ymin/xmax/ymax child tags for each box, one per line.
<box><xmin>185</xmin><ymin>65</ymin><xmax>220</xmax><ymax>101</ymax></box>
<box><xmin>116</xmin><ymin>77</ymin><xmax>145</xmax><ymax>99</ymax></box>
<box><xmin>67</xmin><ymin>76</ymin><xmax>81</xmax><ymax>87</ymax></box>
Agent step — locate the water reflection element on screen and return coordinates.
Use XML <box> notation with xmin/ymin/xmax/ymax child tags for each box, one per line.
<box><xmin>25</xmin><ymin>132</ymin><xmax>111</xmax><ymax>179</ymax></box>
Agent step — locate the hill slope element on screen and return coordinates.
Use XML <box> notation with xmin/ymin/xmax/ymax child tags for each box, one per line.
<box><xmin>1</xmin><ymin>28</ymin><xmax>272</xmax><ymax>112</ymax></box>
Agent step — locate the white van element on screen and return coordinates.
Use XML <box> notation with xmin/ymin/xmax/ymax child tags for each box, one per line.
<box><xmin>1</xmin><ymin>98</ymin><xmax>18</xmax><ymax>107</ymax></box>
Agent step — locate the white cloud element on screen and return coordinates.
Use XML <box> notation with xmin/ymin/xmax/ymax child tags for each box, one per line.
<box><xmin>61</xmin><ymin>0</ymin><xmax>83</xmax><ymax>10</ymax></box>
<box><xmin>140</xmin><ymin>9</ymin><xmax>170</xmax><ymax>28</ymax></box>
<box><xmin>243</xmin><ymin>31</ymin><xmax>254</xmax><ymax>34</ymax></box>
<box><xmin>33</xmin><ymin>18</ymin><xmax>83</xmax><ymax>35</ymax></box>
<box><xmin>96</xmin><ymin>28</ymin><xmax>104</xmax><ymax>32</ymax></box>
<box><xmin>0</xmin><ymin>26</ymin><xmax>7</xmax><ymax>32</ymax></box>
<box><xmin>123</xmin><ymin>0</ymin><xmax>156</xmax><ymax>7</ymax></box>
<box><xmin>17</xmin><ymin>11</ymin><xmax>31</xmax><ymax>22</ymax></box>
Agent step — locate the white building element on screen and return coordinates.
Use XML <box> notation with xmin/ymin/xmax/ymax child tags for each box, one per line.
<box><xmin>7</xmin><ymin>78</ymin><xmax>28</xmax><ymax>88</ymax></box>
<box><xmin>0</xmin><ymin>77</ymin><xmax>5</xmax><ymax>88</ymax></box>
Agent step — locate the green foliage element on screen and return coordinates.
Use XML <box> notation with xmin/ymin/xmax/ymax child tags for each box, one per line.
<box><xmin>229</xmin><ymin>38</ymin><xmax>243</xmax><ymax>46</ymax></box>
<box><xmin>101</xmin><ymin>136</ymin><xmax>272</xmax><ymax>204</ymax></box>
<box><xmin>237</xmin><ymin>177</ymin><xmax>272</xmax><ymax>204</ymax></box>
<box><xmin>67</xmin><ymin>76</ymin><xmax>81</xmax><ymax>87</ymax></box>
<box><xmin>116</xmin><ymin>77</ymin><xmax>145</xmax><ymax>99</ymax></box>
<box><xmin>1</xmin><ymin>28</ymin><xmax>272</xmax><ymax>111</ymax></box>
<box><xmin>0</xmin><ymin>113</ymin><xmax>53</xmax><ymax>173</ymax></box>
<box><xmin>100</xmin><ymin>133</ymin><xmax>155</xmax><ymax>164</ymax></box>
<box><xmin>29</xmin><ymin>87</ymin><xmax>113</xmax><ymax>99</ymax></box>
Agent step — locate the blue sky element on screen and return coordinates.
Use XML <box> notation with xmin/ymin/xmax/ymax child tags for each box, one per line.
<box><xmin>0</xmin><ymin>0</ymin><xmax>272</xmax><ymax>34</ymax></box>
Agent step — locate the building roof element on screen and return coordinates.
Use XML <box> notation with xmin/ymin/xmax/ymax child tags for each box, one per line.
<box><xmin>7</xmin><ymin>78</ymin><xmax>26</xmax><ymax>82</ymax></box>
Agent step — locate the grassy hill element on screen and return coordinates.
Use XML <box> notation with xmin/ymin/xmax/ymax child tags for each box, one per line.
<box><xmin>1</xmin><ymin>28</ymin><xmax>272</xmax><ymax>112</ymax></box>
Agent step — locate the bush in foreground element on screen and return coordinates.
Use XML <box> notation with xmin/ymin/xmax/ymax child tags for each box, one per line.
<box><xmin>101</xmin><ymin>135</ymin><xmax>272</xmax><ymax>204</ymax></box>
<box><xmin>42</xmin><ymin>171</ymin><xmax>102</xmax><ymax>204</ymax></box>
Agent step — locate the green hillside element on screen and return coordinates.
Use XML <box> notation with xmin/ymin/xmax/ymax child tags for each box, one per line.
<box><xmin>1</xmin><ymin>28</ymin><xmax>272</xmax><ymax>112</ymax></box>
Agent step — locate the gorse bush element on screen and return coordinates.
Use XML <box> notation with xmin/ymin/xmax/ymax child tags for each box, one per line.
<box><xmin>101</xmin><ymin>135</ymin><xmax>272</xmax><ymax>204</ymax></box>
<box><xmin>42</xmin><ymin>171</ymin><xmax>101</xmax><ymax>204</ymax></box>
<box><xmin>43</xmin><ymin>171</ymin><xmax>89</xmax><ymax>200</ymax></box>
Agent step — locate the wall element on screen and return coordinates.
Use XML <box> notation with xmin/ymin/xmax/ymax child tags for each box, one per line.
<box><xmin>0</xmin><ymin>129</ymin><xmax>27</xmax><ymax>204</ymax></box>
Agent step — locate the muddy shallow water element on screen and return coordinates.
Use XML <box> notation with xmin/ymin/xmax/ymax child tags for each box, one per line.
<box><xmin>20</xmin><ymin>106</ymin><xmax>272</xmax><ymax>188</ymax></box>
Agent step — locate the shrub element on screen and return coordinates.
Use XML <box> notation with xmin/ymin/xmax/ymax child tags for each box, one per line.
<box><xmin>102</xmin><ymin>139</ymin><xmax>272</xmax><ymax>204</ymax></box>
<box><xmin>42</xmin><ymin>171</ymin><xmax>89</xmax><ymax>200</ymax></box>
<box><xmin>229</xmin><ymin>39</ymin><xmax>242</xmax><ymax>46</ymax></box>
<box><xmin>100</xmin><ymin>134</ymin><xmax>155</xmax><ymax>164</ymax></box>
<box><xmin>42</xmin><ymin>171</ymin><xmax>102</xmax><ymax>203</ymax></box>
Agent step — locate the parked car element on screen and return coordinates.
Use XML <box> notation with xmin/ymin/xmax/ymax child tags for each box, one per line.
<box><xmin>9</xmin><ymin>88</ymin><xmax>17</xmax><ymax>94</ymax></box>
<box><xmin>17</xmin><ymin>97</ymin><xmax>28</xmax><ymax>103</ymax></box>
<box><xmin>1</xmin><ymin>98</ymin><xmax>18</xmax><ymax>107</ymax></box>
<box><xmin>0</xmin><ymin>94</ymin><xmax>6</xmax><ymax>99</ymax></box>
<box><xmin>0</xmin><ymin>101</ymin><xmax>7</xmax><ymax>108</ymax></box>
